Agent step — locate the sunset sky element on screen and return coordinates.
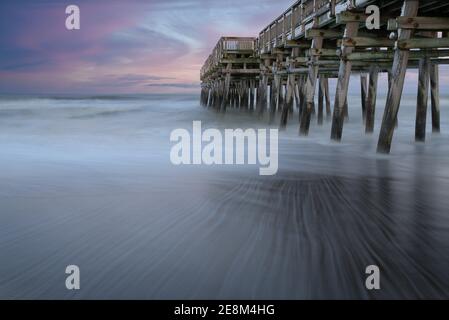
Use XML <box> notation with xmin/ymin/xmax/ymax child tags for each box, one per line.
<box><xmin>0</xmin><ymin>0</ymin><xmax>294</xmax><ymax>94</ymax></box>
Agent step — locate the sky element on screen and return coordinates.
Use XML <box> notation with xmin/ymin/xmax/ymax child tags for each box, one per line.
<box><xmin>0</xmin><ymin>0</ymin><xmax>294</xmax><ymax>94</ymax></box>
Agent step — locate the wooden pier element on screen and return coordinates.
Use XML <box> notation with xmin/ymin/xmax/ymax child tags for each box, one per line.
<box><xmin>200</xmin><ymin>0</ymin><xmax>449</xmax><ymax>153</ymax></box>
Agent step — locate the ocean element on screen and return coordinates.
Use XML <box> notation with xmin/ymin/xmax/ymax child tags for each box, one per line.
<box><xmin>1</xmin><ymin>92</ymin><xmax>449</xmax><ymax>299</ymax></box>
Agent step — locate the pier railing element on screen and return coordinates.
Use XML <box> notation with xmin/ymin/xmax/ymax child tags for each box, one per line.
<box><xmin>200</xmin><ymin>37</ymin><xmax>257</xmax><ymax>81</ymax></box>
<box><xmin>258</xmin><ymin>0</ymin><xmax>345</xmax><ymax>54</ymax></box>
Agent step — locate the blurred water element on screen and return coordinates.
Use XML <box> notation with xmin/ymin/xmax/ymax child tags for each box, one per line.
<box><xmin>0</xmin><ymin>92</ymin><xmax>449</xmax><ymax>299</ymax></box>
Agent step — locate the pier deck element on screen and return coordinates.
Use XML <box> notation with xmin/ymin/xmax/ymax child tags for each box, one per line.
<box><xmin>200</xmin><ymin>0</ymin><xmax>449</xmax><ymax>153</ymax></box>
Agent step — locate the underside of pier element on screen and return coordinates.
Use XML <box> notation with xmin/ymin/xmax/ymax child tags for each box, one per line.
<box><xmin>200</xmin><ymin>0</ymin><xmax>449</xmax><ymax>153</ymax></box>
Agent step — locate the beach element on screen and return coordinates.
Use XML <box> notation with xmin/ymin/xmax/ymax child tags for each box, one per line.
<box><xmin>1</xmin><ymin>93</ymin><xmax>449</xmax><ymax>299</ymax></box>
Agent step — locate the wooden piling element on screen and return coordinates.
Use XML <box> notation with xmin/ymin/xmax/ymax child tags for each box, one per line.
<box><xmin>249</xmin><ymin>79</ymin><xmax>255</xmax><ymax>111</ymax></box>
<box><xmin>318</xmin><ymin>75</ymin><xmax>325</xmax><ymax>125</ymax></box>
<box><xmin>259</xmin><ymin>74</ymin><xmax>269</xmax><ymax>116</ymax></box>
<box><xmin>220</xmin><ymin>63</ymin><xmax>232</xmax><ymax>112</ymax></box>
<box><xmin>242</xmin><ymin>80</ymin><xmax>249</xmax><ymax>110</ymax></box>
<box><xmin>377</xmin><ymin>0</ymin><xmax>420</xmax><ymax>154</ymax></box>
<box><xmin>270</xmin><ymin>73</ymin><xmax>280</xmax><ymax>124</ymax></box>
<box><xmin>280</xmin><ymin>72</ymin><xmax>296</xmax><ymax>129</ymax></box>
<box><xmin>256</xmin><ymin>73</ymin><xmax>268</xmax><ymax>116</ymax></box>
<box><xmin>293</xmin><ymin>78</ymin><xmax>300</xmax><ymax>111</ymax></box>
<box><xmin>279</xmin><ymin>82</ymin><xmax>285</xmax><ymax>114</ymax></box>
<box><xmin>298</xmin><ymin>75</ymin><xmax>307</xmax><ymax>122</ymax></box>
<box><xmin>300</xmin><ymin>35</ymin><xmax>323</xmax><ymax>135</ymax></box>
<box><xmin>331</xmin><ymin>21</ymin><xmax>359</xmax><ymax>140</ymax></box>
<box><xmin>324</xmin><ymin>77</ymin><xmax>331</xmax><ymax>119</ymax></box>
<box><xmin>365</xmin><ymin>66</ymin><xmax>379</xmax><ymax>133</ymax></box>
<box><xmin>430</xmin><ymin>62</ymin><xmax>440</xmax><ymax>133</ymax></box>
<box><xmin>360</xmin><ymin>73</ymin><xmax>368</xmax><ymax>120</ymax></box>
<box><xmin>415</xmin><ymin>56</ymin><xmax>430</xmax><ymax>142</ymax></box>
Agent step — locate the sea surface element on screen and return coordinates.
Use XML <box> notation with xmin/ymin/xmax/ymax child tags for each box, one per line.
<box><xmin>1</xmin><ymin>91</ymin><xmax>449</xmax><ymax>299</ymax></box>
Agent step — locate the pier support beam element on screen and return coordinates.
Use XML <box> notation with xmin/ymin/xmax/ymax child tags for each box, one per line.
<box><xmin>318</xmin><ymin>75</ymin><xmax>325</xmax><ymax>125</ymax></box>
<box><xmin>377</xmin><ymin>0</ymin><xmax>420</xmax><ymax>153</ymax></box>
<box><xmin>208</xmin><ymin>84</ymin><xmax>213</xmax><ymax>108</ymax></box>
<box><xmin>365</xmin><ymin>66</ymin><xmax>379</xmax><ymax>133</ymax></box>
<box><xmin>279</xmin><ymin>82</ymin><xmax>285</xmax><ymax>115</ymax></box>
<box><xmin>258</xmin><ymin>74</ymin><xmax>268</xmax><ymax>116</ymax></box>
<box><xmin>430</xmin><ymin>63</ymin><xmax>440</xmax><ymax>133</ymax></box>
<box><xmin>270</xmin><ymin>72</ymin><xmax>280</xmax><ymax>124</ymax></box>
<box><xmin>214</xmin><ymin>82</ymin><xmax>219</xmax><ymax>110</ymax></box>
<box><xmin>220</xmin><ymin>64</ymin><xmax>232</xmax><ymax>112</ymax></box>
<box><xmin>360</xmin><ymin>73</ymin><xmax>368</xmax><ymax>121</ymax></box>
<box><xmin>300</xmin><ymin>36</ymin><xmax>323</xmax><ymax>135</ymax></box>
<box><xmin>298</xmin><ymin>75</ymin><xmax>307</xmax><ymax>122</ymax></box>
<box><xmin>280</xmin><ymin>72</ymin><xmax>296</xmax><ymax>129</ymax></box>
<box><xmin>415</xmin><ymin>57</ymin><xmax>430</xmax><ymax>142</ymax></box>
<box><xmin>324</xmin><ymin>76</ymin><xmax>331</xmax><ymax>120</ymax></box>
<box><xmin>294</xmin><ymin>78</ymin><xmax>300</xmax><ymax>111</ymax></box>
<box><xmin>244</xmin><ymin>81</ymin><xmax>248</xmax><ymax>109</ymax></box>
<box><xmin>249</xmin><ymin>79</ymin><xmax>255</xmax><ymax>111</ymax></box>
<box><xmin>331</xmin><ymin>21</ymin><xmax>359</xmax><ymax>140</ymax></box>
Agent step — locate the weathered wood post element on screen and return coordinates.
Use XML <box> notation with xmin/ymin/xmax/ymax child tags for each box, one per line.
<box><xmin>293</xmin><ymin>77</ymin><xmax>300</xmax><ymax>111</ymax></box>
<box><xmin>229</xmin><ymin>87</ymin><xmax>235</xmax><ymax>108</ymax></box>
<box><xmin>365</xmin><ymin>65</ymin><xmax>379</xmax><ymax>133</ymax></box>
<box><xmin>201</xmin><ymin>86</ymin><xmax>205</xmax><ymax>106</ymax></box>
<box><xmin>210</xmin><ymin>82</ymin><xmax>216</xmax><ymax>109</ymax></box>
<box><xmin>242</xmin><ymin>80</ymin><xmax>249</xmax><ymax>110</ymax></box>
<box><xmin>270</xmin><ymin>68</ymin><xmax>281</xmax><ymax>124</ymax></box>
<box><xmin>331</xmin><ymin>19</ymin><xmax>359</xmax><ymax>140</ymax></box>
<box><xmin>218</xmin><ymin>79</ymin><xmax>225</xmax><ymax>110</ymax></box>
<box><xmin>208</xmin><ymin>84</ymin><xmax>214</xmax><ymax>108</ymax></box>
<box><xmin>377</xmin><ymin>0</ymin><xmax>419</xmax><ymax>153</ymax></box>
<box><xmin>200</xmin><ymin>87</ymin><xmax>205</xmax><ymax>106</ymax></box>
<box><xmin>298</xmin><ymin>75</ymin><xmax>307</xmax><ymax>122</ymax></box>
<box><xmin>430</xmin><ymin>62</ymin><xmax>440</xmax><ymax>133</ymax></box>
<box><xmin>280</xmin><ymin>53</ymin><xmax>296</xmax><ymax>128</ymax></box>
<box><xmin>360</xmin><ymin>73</ymin><xmax>368</xmax><ymax>120</ymax></box>
<box><xmin>220</xmin><ymin>63</ymin><xmax>232</xmax><ymax>112</ymax></box>
<box><xmin>237</xmin><ymin>81</ymin><xmax>243</xmax><ymax>108</ymax></box>
<box><xmin>249</xmin><ymin>79</ymin><xmax>255</xmax><ymax>111</ymax></box>
<box><xmin>200</xmin><ymin>87</ymin><xmax>204</xmax><ymax>106</ymax></box>
<box><xmin>324</xmin><ymin>76</ymin><xmax>331</xmax><ymax>119</ymax></box>
<box><xmin>318</xmin><ymin>75</ymin><xmax>325</xmax><ymax>125</ymax></box>
<box><xmin>238</xmin><ymin>81</ymin><xmax>243</xmax><ymax>109</ymax></box>
<box><xmin>415</xmin><ymin>56</ymin><xmax>430</xmax><ymax>141</ymax></box>
<box><xmin>280</xmin><ymin>69</ymin><xmax>296</xmax><ymax>129</ymax></box>
<box><xmin>259</xmin><ymin>73</ymin><xmax>269</xmax><ymax>116</ymax></box>
<box><xmin>278</xmin><ymin>81</ymin><xmax>286</xmax><ymax>114</ymax></box>
<box><xmin>256</xmin><ymin>78</ymin><xmax>262</xmax><ymax>113</ymax></box>
<box><xmin>205</xmin><ymin>87</ymin><xmax>210</xmax><ymax>107</ymax></box>
<box><xmin>299</xmin><ymin>31</ymin><xmax>323</xmax><ymax>135</ymax></box>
